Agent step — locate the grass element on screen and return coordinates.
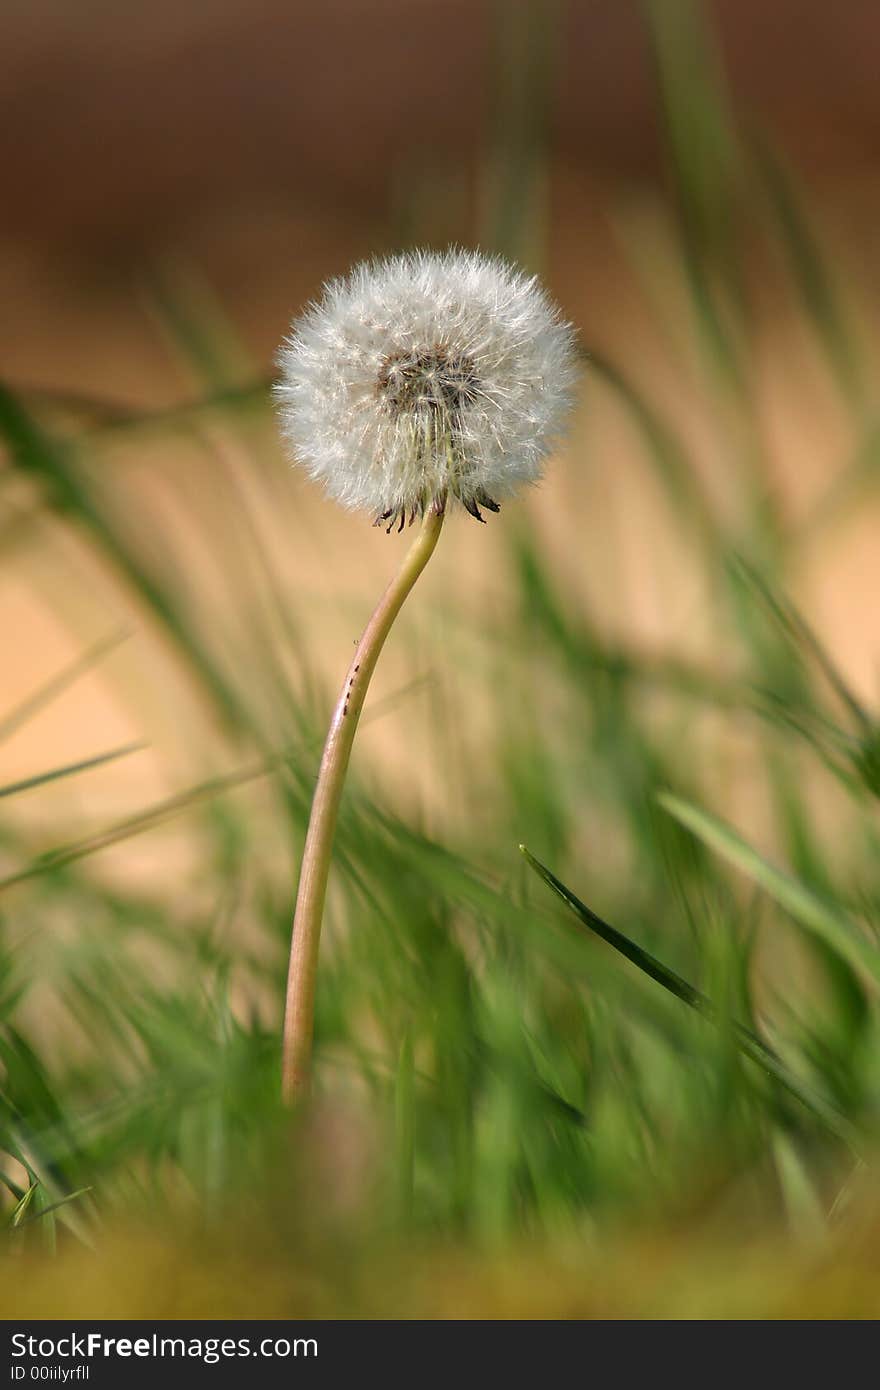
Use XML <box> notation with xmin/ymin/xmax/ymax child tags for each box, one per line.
<box><xmin>1</xmin><ymin>1</ymin><xmax>879</xmax><ymax>1318</ymax></box>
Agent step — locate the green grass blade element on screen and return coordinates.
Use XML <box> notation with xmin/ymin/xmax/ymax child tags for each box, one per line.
<box><xmin>0</xmin><ymin>630</ymin><xmax>131</xmax><ymax>745</ymax></box>
<box><xmin>394</xmin><ymin>1030</ymin><xmax>415</xmax><ymax>1223</ymax></box>
<box><xmin>0</xmin><ymin>744</ymin><xmax>145</xmax><ymax>801</ymax></box>
<box><xmin>12</xmin><ymin>1186</ymin><xmax>93</xmax><ymax>1231</ymax></box>
<box><xmin>772</xmin><ymin>1132</ymin><xmax>826</xmax><ymax>1239</ymax></box>
<box><xmin>141</xmin><ymin>257</ymin><xmax>254</xmax><ymax>391</ymax></box>
<box><xmin>730</xmin><ymin>555</ymin><xmax>871</xmax><ymax>731</ymax></box>
<box><xmin>519</xmin><ymin>844</ymin><xmax>859</xmax><ymax>1146</ymax></box>
<box><xmin>483</xmin><ymin>0</ymin><xmax>560</xmax><ymax>266</ymax></box>
<box><xmin>0</xmin><ymin>677</ymin><xmax>427</xmax><ymax>893</ymax></box>
<box><xmin>0</xmin><ymin>756</ymin><xmax>284</xmax><ymax>892</ymax></box>
<box><xmin>7</xmin><ymin>1181</ymin><xmax>38</xmax><ymax>1229</ymax></box>
<box><xmin>643</xmin><ymin>0</ymin><xmax>746</xmax><ymax>387</ymax></box>
<box><xmin>0</xmin><ymin>384</ymin><xmax>249</xmax><ymax>734</ymax></box>
<box><xmin>752</xmin><ymin>138</ymin><xmax>866</xmax><ymax>410</ymax></box>
<box><xmin>520</xmin><ymin>845</ymin><xmax>707</xmax><ymax>1013</ymax></box>
<box><xmin>588</xmin><ymin>352</ymin><xmax>719</xmax><ymax>545</ymax></box>
<box><xmin>659</xmin><ymin>793</ymin><xmax>880</xmax><ymax>988</ymax></box>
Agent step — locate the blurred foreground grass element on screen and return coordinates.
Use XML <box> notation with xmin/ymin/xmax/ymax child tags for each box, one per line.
<box><xmin>2</xmin><ymin>2</ymin><xmax>880</xmax><ymax>1318</ymax></box>
<box><xmin>4</xmin><ymin>1204</ymin><xmax>880</xmax><ymax>1319</ymax></box>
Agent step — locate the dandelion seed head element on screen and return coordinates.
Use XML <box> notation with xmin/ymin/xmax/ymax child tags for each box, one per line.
<box><xmin>275</xmin><ymin>249</ymin><xmax>578</xmax><ymax>524</ymax></box>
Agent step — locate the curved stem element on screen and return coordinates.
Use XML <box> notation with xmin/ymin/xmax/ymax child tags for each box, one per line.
<box><xmin>282</xmin><ymin>498</ymin><xmax>446</xmax><ymax>1103</ymax></box>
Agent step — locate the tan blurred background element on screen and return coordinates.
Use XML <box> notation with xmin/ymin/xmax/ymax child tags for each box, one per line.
<box><xmin>2</xmin><ymin>0</ymin><xmax>879</xmax><ymax>870</ymax></box>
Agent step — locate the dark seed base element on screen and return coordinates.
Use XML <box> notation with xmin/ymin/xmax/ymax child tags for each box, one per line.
<box><xmin>373</xmin><ymin>491</ymin><xmax>500</xmax><ymax>533</ymax></box>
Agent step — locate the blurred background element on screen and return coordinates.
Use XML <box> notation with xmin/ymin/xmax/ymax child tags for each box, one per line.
<box><xmin>2</xmin><ymin>0</ymin><xmax>880</xmax><ymax>813</ymax></box>
<box><xmin>2</xmin><ymin>0</ymin><xmax>880</xmax><ymax>1317</ymax></box>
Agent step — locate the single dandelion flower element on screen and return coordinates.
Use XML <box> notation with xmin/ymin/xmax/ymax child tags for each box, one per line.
<box><xmin>275</xmin><ymin>248</ymin><xmax>577</xmax><ymax>1103</ymax></box>
<box><xmin>275</xmin><ymin>248</ymin><xmax>577</xmax><ymax>530</ymax></box>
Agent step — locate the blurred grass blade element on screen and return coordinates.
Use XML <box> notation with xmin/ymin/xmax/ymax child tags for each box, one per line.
<box><xmin>806</xmin><ymin>417</ymin><xmax>880</xmax><ymax>534</ymax></box>
<box><xmin>55</xmin><ymin>380</ymin><xmax>271</xmax><ymax>447</ymax></box>
<box><xmin>0</xmin><ymin>755</ymin><xmax>284</xmax><ymax>892</ymax></box>
<box><xmin>588</xmin><ymin>351</ymin><xmax>718</xmax><ymax>545</ymax></box>
<box><xmin>752</xmin><ymin>138</ymin><xmax>866</xmax><ymax>410</ymax></box>
<box><xmin>141</xmin><ymin>256</ymin><xmax>254</xmax><ymax>391</ymax></box>
<box><xmin>482</xmin><ymin>0</ymin><xmax>560</xmax><ymax>267</ymax></box>
<box><xmin>0</xmin><ymin>743</ymin><xmax>145</xmax><ymax>801</ymax></box>
<box><xmin>730</xmin><ymin>555</ymin><xmax>871</xmax><ymax>731</ymax></box>
<box><xmin>7</xmin><ymin>1181</ymin><xmax>38</xmax><ymax>1229</ymax></box>
<box><xmin>519</xmin><ymin>844</ymin><xmax>858</xmax><ymax>1144</ymax></box>
<box><xmin>0</xmin><ymin>677</ymin><xmax>428</xmax><ymax>892</ymax></box>
<box><xmin>643</xmin><ymin>0</ymin><xmax>745</xmax><ymax>386</ymax></box>
<box><xmin>772</xmin><ymin>1132</ymin><xmax>826</xmax><ymax>1240</ymax></box>
<box><xmin>0</xmin><ymin>384</ymin><xmax>248</xmax><ymax>734</ymax></box>
<box><xmin>644</xmin><ymin>0</ymin><xmax>739</xmax><ymax>258</ymax></box>
<box><xmin>660</xmin><ymin>793</ymin><xmax>880</xmax><ymax>988</ymax></box>
<box><xmin>12</xmin><ymin>1186</ymin><xmax>93</xmax><ymax>1230</ymax></box>
<box><xmin>394</xmin><ymin>1030</ymin><xmax>415</xmax><ymax>1222</ymax></box>
<box><xmin>0</xmin><ymin>630</ymin><xmax>130</xmax><ymax>745</ymax></box>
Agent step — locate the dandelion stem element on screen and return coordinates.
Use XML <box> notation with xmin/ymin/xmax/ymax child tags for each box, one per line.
<box><xmin>282</xmin><ymin>497</ymin><xmax>446</xmax><ymax>1103</ymax></box>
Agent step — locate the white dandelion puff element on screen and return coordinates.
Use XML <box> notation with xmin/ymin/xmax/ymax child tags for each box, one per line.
<box><xmin>274</xmin><ymin>248</ymin><xmax>578</xmax><ymax>529</ymax></box>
